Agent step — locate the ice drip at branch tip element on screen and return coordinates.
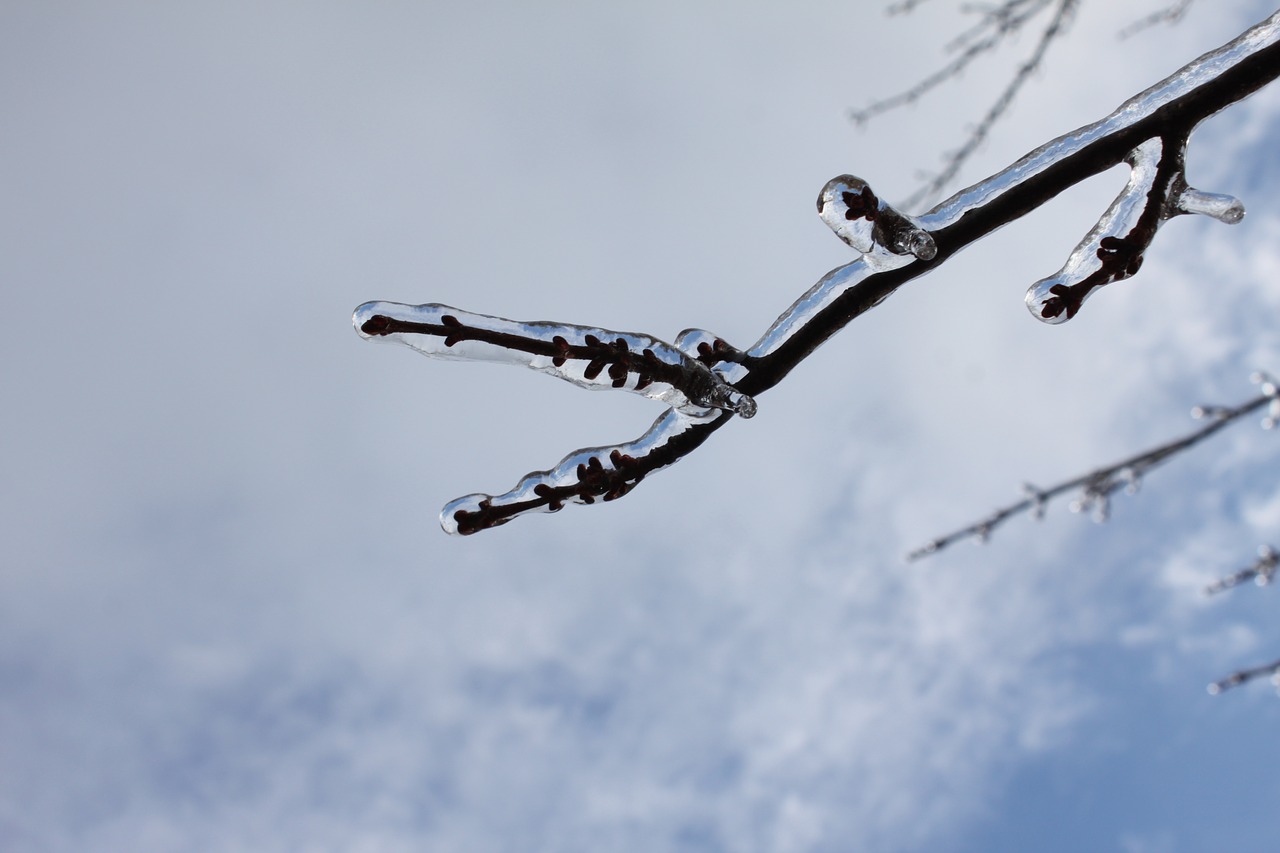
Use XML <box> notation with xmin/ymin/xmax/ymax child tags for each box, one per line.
<box><xmin>1173</xmin><ymin>187</ymin><xmax>1244</xmax><ymax>223</ymax></box>
<box><xmin>439</xmin><ymin>494</ymin><xmax>489</xmax><ymax>535</ymax></box>
<box><xmin>353</xmin><ymin>301</ymin><xmax>393</xmax><ymax>339</ymax></box>
<box><xmin>817</xmin><ymin>173</ymin><xmax>935</xmax><ymax>260</ymax></box>
<box><xmin>1025</xmin><ymin>276</ymin><xmax>1074</xmax><ymax>325</ymax></box>
<box><xmin>894</xmin><ymin>227</ymin><xmax>937</xmax><ymax>261</ymax></box>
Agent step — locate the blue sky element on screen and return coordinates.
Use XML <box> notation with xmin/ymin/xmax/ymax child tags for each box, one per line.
<box><xmin>4</xmin><ymin>1</ymin><xmax>1280</xmax><ymax>850</ymax></box>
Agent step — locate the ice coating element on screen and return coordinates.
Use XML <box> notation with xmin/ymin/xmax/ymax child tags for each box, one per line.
<box><xmin>817</xmin><ymin>175</ymin><xmax>937</xmax><ymax>260</ymax></box>
<box><xmin>354</xmin><ymin>301</ymin><xmax>756</xmax><ymax>419</ymax></box>
<box><xmin>440</xmin><ymin>408</ymin><xmax>724</xmax><ymax>534</ymax></box>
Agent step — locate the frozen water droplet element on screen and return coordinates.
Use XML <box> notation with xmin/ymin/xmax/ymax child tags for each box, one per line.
<box><xmin>1266</xmin><ymin>398</ymin><xmax>1280</xmax><ymax>429</ymax></box>
<box><xmin>1026</xmin><ymin>276</ymin><xmax>1076</xmax><ymax>325</ymax></box>
<box><xmin>893</xmin><ymin>226</ymin><xmax>937</xmax><ymax>261</ymax></box>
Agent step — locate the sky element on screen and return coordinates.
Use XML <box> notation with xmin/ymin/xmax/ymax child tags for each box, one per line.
<box><xmin>4</xmin><ymin>1</ymin><xmax>1280</xmax><ymax>851</ymax></box>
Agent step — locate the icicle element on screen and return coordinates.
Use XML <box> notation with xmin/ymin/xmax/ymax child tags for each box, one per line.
<box><xmin>816</xmin><ymin>175</ymin><xmax>936</xmax><ymax>261</ymax></box>
<box><xmin>439</xmin><ymin>408</ymin><xmax>712</xmax><ymax>535</ymax></box>
<box><xmin>354</xmin><ymin>301</ymin><xmax>756</xmax><ymax>420</ymax></box>
<box><xmin>1172</xmin><ymin>187</ymin><xmax>1244</xmax><ymax>223</ymax></box>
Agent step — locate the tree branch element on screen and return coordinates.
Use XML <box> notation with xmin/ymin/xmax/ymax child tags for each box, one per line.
<box><xmin>908</xmin><ymin>379</ymin><xmax>1278</xmax><ymax>560</ymax></box>
<box><xmin>355</xmin><ymin>12</ymin><xmax>1280</xmax><ymax>534</ymax></box>
<box><xmin>1208</xmin><ymin>656</ymin><xmax>1280</xmax><ymax>695</ymax></box>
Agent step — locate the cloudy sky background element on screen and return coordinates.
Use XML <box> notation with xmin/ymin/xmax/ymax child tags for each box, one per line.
<box><xmin>4</xmin><ymin>1</ymin><xmax>1280</xmax><ymax>850</ymax></box>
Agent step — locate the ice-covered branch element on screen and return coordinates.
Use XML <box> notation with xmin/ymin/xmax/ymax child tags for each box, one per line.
<box><xmin>1207</xmin><ymin>657</ymin><xmax>1280</xmax><ymax>695</ymax></box>
<box><xmin>1025</xmin><ymin>134</ymin><xmax>1243</xmax><ymax>322</ymax></box>
<box><xmin>354</xmin><ymin>301</ymin><xmax>756</xmax><ymax>419</ymax></box>
<box><xmin>1204</xmin><ymin>545</ymin><xmax>1278</xmax><ymax>595</ymax></box>
<box><xmin>908</xmin><ymin>377</ymin><xmax>1278</xmax><ymax>560</ymax></box>
<box><xmin>355</xmin><ymin>11</ymin><xmax>1280</xmax><ymax>534</ymax></box>
<box><xmin>439</xmin><ymin>408</ymin><xmax>730</xmax><ymax>534</ymax></box>
<box><xmin>1201</xmin><ymin>542</ymin><xmax>1280</xmax><ymax>693</ymax></box>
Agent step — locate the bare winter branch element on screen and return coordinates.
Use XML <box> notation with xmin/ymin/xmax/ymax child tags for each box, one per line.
<box><xmin>908</xmin><ymin>379</ymin><xmax>1278</xmax><ymax>560</ymax></box>
<box><xmin>356</xmin><ymin>12</ymin><xmax>1280</xmax><ymax>534</ymax></box>
<box><xmin>908</xmin><ymin>0</ymin><xmax>1080</xmax><ymax>210</ymax></box>
<box><xmin>1120</xmin><ymin>0</ymin><xmax>1195</xmax><ymax>40</ymax></box>
<box><xmin>1208</xmin><ymin>656</ymin><xmax>1280</xmax><ymax>694</ymax></box>
<box><xmin>1204</xmin><ymin>545</ymin><xmax>1279</xmax><ymax>595</ymax></box>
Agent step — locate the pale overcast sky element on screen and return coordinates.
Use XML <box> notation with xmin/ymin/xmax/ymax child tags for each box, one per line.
<box><xmin>4</xmin><ymin>1</ymin><xmax>1280</xmax><ymax>851</ymax></box>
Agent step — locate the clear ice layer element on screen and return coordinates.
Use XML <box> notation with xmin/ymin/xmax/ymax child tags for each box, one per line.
<box><xmin>439</xmin><ymin>407</ymin><xmax>716</xmax><ymax>535</ymax></box>
<box><xmin>353</xmin><ymin>301</ymin><xmax>755</xmax><ymax>420</ymax></box>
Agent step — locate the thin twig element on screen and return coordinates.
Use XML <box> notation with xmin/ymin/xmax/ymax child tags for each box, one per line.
<box><xmin>907</xmin><ymin>384</ymin><xmax>1276</xmax><ymax>560</ymax></box>
<box><xmin>1204</xmin><ymin>545</ymin><xmax>1278</xmax><ymax>595</ymax></box>
<box><xmin>1120</xmin><ymin>0</ymin><xmax>1194</xmax><ymax>40</ymax></box>
<box><xmin>1208</xmin><ymin>656</ymin><xmax>1280</xmax><ymax>694</ymax></box>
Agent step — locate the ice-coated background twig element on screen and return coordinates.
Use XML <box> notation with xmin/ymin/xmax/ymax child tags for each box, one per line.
<box><xmin>1204</xmin><ymin>544</ymin><xmax>1279</xmax><ymax>595</ymax></box>
<box><xmin>908</xmin><ymin>376</ymin><xmax>1279</xmax><ymax>560</ymax></box>
<box><xmin>1120</xmin><ymin>0</ymin><xmax>1195</xmax><ymax>40</ymax></box>
<box><xmin>853</xmin><ymin>0</ymin><xmax>1081</xmax><ymax>210</ymax></box>
<box><xmin>1208</xmin><ymin>656</ymin><xmax>1280</xmax><ymax>695</ymax></box>
<box><xmin>1201</xmin><ymin>544</ymin><xmax>1279</xmax><ymax>693</ymax></box>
